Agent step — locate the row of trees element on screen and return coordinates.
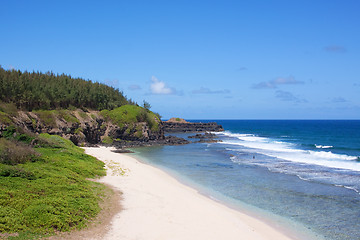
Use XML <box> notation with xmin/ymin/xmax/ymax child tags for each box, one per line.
<box><xmin>0</xmin><ymin>67</ymin><xmax>135</xmax><ymax>111</ymax></box>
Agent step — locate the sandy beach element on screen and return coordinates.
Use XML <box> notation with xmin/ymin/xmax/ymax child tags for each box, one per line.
<box><xmin>83</xmin><ymin>146</ymin><xmax>296</xmax><ymax>240</ymax></box>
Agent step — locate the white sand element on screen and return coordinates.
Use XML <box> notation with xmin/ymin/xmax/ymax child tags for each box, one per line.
<box><xmin>84</xmin><ymin>147</ymin><xmax>296</xmax><ymax>240</ymax></box>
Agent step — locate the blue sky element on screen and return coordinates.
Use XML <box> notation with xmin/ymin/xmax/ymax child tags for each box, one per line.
<box><xmin>1</xmin><ymin>0</ymin><xmax>359</xmax><ymax>119</ymax></box>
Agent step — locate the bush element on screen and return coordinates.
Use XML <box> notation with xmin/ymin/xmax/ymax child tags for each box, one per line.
<box><xmin>33</xmin><ymin>110</ymin><xmax>57</xmax><ymax>127</ymax></box>
<box><xmin>0</xmin><ymin>138</ymin><xmax>40</xmax><ymax>165</ymax></box>
<box><xmin>0</xmin><ymin>111</ymin><xmax>12</xmax><ymax>125</ymax></box>
<box><xmin>102</xmin><ymin>136</ymin><xmax>113</xmax><ymax>144</ymax></box>
<box><xmin>58</xmin><ymin>110</ymin><xmax>79</xmax><ymax>123</ymax></box>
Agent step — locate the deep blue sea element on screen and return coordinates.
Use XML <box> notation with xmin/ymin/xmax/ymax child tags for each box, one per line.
<box><xmin>132</xmin><ymin>120</ymin><xmax>360</xmax><ymax>240</ymax></box>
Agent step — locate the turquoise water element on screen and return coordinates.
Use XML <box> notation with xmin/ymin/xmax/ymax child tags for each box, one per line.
<box><xmin>132</xmin><ymin>120</ymin><xmax>360</xmax><ymax>240</ymax></box>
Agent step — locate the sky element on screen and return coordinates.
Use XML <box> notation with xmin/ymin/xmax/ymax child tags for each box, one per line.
<box><xmin>1</xmin><ymin>0</ymin><xmax>359</xmax><ymax>119</ymax></box>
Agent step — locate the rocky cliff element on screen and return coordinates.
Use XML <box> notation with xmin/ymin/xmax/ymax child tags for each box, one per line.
<box><xmin>0</xmin><ymin>107</ymin><xmax>164</xmax><ymax>146</ymax></box>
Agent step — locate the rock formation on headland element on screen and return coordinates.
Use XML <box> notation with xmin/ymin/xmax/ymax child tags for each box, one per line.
<box><xmin>1</xmin><ymin>112</ymin><xmax>224</xmax><ymax>147</ymax></box>
<box><xmin>163</xmin><ymin>118</ymin><xmax>224</xmax><ymax>133</ymax></box>
<box><xmin>4</xmin><ymin>109</ymin><xmax>163</xmax><ymax>146</ymax></box>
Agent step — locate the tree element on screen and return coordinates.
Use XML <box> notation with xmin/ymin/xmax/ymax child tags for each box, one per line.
<box><xmin>143</xmin><ymin>100</ymin><xmax>151</xmax><ymax>111</ymax></box>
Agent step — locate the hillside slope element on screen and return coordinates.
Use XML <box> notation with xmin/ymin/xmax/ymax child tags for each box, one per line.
<box><xmin>0</xmin><ymin>104</ymin><xmax>164</xmax><ymax>146</ymax></box>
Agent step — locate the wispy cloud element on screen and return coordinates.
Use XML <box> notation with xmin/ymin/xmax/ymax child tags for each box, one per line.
<box><xmin>331</xmin><ymin>97</ymin><xmax>348</xmax><ymax>103</ymax></box>
<box><xmin>192</xmin><ymin>87</ymin><xmax>230</xmax><ymax>94</ymax></box>
<box><xmin>128</xmin><ymin>84</ymin><xmax>142</xmax><ymax>91</ymax></box>
<box><xmin>150</xmin><ymin>76</ymin><xmax>177</xmax><ymax>95</ymax></box>
<box><xmin>237</xmin><ymin>66</ymin><xmax>248</xmax><ymax>71</ymax></box>
<box><xmin>275</xmin><ymin>90</ymin><xmax>307</xmax><ymax>103</ymax></box>
<box><xmin>324</xmin><ymin>45</ymin><xmax>347</xmax><ymax>53</ymax></box>
<box><xmin>253</xmin><ymin>76</ymin><xmax>304</xmax><ymax>89</ymax></box>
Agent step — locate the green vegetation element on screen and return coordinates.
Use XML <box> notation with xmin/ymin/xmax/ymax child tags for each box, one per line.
<box><xmin>58</xmin><ymin>110</ymin><xmax>79</xmax><ymax>124</ymax></box>
<box><xmin>30</xmin><ymin>109</ymin><xmax>81</xmax><ymax>127</ymax></box>
<box><xmin>0</xmin><ymin>66</ymin><xmax>134</xmax><ymax>111</ymax></box>
<box><xmin>101</xmin><ymin>105</ymin><xmax>160</xmax><ymax>132</ymax></box>
<box><xmin>0</xmin><ymin>111</ymin><xmax>12</xmax><ymax>125</ymax></box>
<box><xmin>102</xmin><ymin>136</ymin><xmax>113</xmax><ymax>145</ymax></box>
<box><xmin>0</xmin><ymin>129</ymin><xmax>106</xmax><ymax>238</ymax></box>
<box><xmin>0</xmin><ymin>66</ymin><xmax>164</xmax><ymax>239</ymax></box>
<box><xmin>0</xmin><ymin>102</ymin><xmax>18</xmax><ymax>116</ymax></box>
<box><xmin>78</xmin><ymin>110</ymin><xmax>88</xmax><ymax>120</ymax></box>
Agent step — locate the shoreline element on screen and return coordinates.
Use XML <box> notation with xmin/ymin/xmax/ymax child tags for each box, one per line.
<box><xmin>83</xmin><ymin>146</ymin><xmax>299</xmax><ymax>240</ymax></box>
<box><xmin>131</xmin><ymin>149</ymin><xmax>311</xmax><ymax>240</ymax></box>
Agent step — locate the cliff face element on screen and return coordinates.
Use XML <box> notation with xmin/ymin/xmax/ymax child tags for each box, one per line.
<box><xmin>1</xmin><ymin>109</ymin><xmax>164</xmax><ymax>146</ymax></box>
<box><xmin>163</xmin><ymin>121</ymin><xmax>224</xmax><ymax>133</ymax></box>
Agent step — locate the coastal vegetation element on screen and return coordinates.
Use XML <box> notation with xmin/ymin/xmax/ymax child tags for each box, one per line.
<box><xmin>0</xmin><ymin>129</ymin><xmax>106</xmax><ymax>239</ymax></box>
<box><xmin>101</xmin><ymin>105</ymin><xmax>161</xmax><ymax>133</ymax></box>
<box><xmin>0</xmin><ymin>66</ymin><xmax>134</xmax><ymax>111</ymax></box>
<box><xmin>0</xmin><ymin>67</ymin><xmax>163</xmax><ymax>238</ymax></box>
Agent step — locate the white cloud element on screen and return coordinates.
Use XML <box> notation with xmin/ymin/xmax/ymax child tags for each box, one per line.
<box><xmin>192</xmin><ymin>87</ymin><xmax>230</xmax><ymax>94</ymax></box>
<box><xmin>253</xmin><ymin>76</ymin><xmax>304</xmax><ymax>89</ymax></box>
<box><xmin>150</xmin><ymin>76</ymin><xmax>176</xmax><ymax>95</ymax></box>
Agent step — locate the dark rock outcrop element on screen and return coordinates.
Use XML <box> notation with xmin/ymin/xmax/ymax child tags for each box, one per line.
<box><xmin>188</xmin><ymin>132</ymin><xmax>217</xmax><ymax>139</ymax></box>
<box><xmin>188</xmin><ymin>132</ymin><xmax>222</xmax><ymax>143</ymax></box>
<box><xmin>111</xmin><ymin>135</ymin><xmax>190</xmax><ymax>149</ymax></box>
<box><xmin>163</xmin><ymin>121</ymin><xmax>224</xmax><ymax>133</ymax></box>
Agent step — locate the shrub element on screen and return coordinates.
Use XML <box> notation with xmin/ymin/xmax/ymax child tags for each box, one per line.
<box><xmin>0</xmin><ymin>138</ymin><xmax>40</xmax><ymax>165</ymax></box>
<box><xmin>0</xmin><ymin>111</ymin><xmax>12</xmax><ymax>125</ymax></box>
<box><xmin>58</xmin><ymin>110</ymin><xmax>79</xmax><ymax>123</ymax></box>
<box><xmin>1</xmin><ymin>126</ymin><xmax>35</xmax><ymax>144</ymax></box>
<box><xmin>0</xmin><ymin>102</ymin><xmax>18</xmax><ymax>116</ymax></box>
<box><xmin>78</xmin><ymin>111</ymin><xmax>88</xmax><ymax>119</ymax></box>
<box><xmin>33</xmin><ymin>110</ymin><xmax>56</xmax><ymax>127</ymax></box>
<box><xmin>102</xmin><ymin>136</ymin><xmax>113</xmax><ymax>145</ymax></box>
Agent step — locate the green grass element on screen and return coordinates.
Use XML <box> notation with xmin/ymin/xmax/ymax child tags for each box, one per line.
<box><xmin>57</xmin><ymin>110</ymin><xmax>79</xmax><ymax>124</ymax></box>
<box><xmin>32</xmin><ymin>110</ymin><xmax>56</xmax><ymax>127</ymax></box>
<box><xmin>78</xmin><ymin>111</ymin><xmax>88</xmax><ymax>120</ymax></box>
<box><xmin>0</xmin><ymin>103</ymin><xmax>18</xmax><ymax>117</ymax></box>
<box><xmin>32</xmin><ymin>110</ymin><xmax>80</xmax><ymax>127</ymax></box>
<box><xmin>0</xmin><ymin>111</ymin><xmax>12</xmax><ymax>125</ymax></box>
<box><xmin>0</xmin><ymin>134</ymin><xmax>106</xmax><ymax>239</ymax></box>
<box><xmin>101</xmin><ymin>105</ymin><xmax>161</xmax><ymax>133</ymax></box>
<box><xmin>102</xmin><ymin>136</ymin><xmax>113</xmax><ymax>145</ymax></box>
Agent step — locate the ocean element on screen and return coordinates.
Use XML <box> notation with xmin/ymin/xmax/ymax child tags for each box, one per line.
<box><xmin>132</xmin><ymin>120</ymin><xmax>360</xmax><ymax>240</ymax></box>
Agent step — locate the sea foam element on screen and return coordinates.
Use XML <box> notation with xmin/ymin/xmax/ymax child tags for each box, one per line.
<box><xmin>217</xmin><ymin>131</ymin><xmax>360</xmax><ymax>172</ymax></box>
